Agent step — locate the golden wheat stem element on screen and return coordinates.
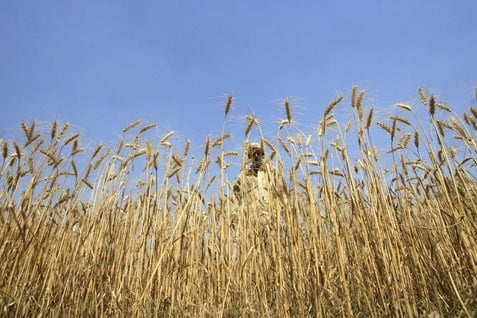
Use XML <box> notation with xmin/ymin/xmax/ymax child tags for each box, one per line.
<box><xmin>139</xmin><ymin>123</ymin><xmax>157</xmax><ymax>134</ymax></box>
<box><xmin>324</xmin><ymin>96</ymin><xmax>343</xmax><ymax>116</ymax></box>
<box><xmin>284</xmin><ymin>98</ymin><xmax>292</xmax><ymax>122</ymax></box>
<box><xmin>225</xmin><ymin>95</ymin><xmax>233</xmax><ymax>117</ymax></box>
<box><xmin>418</xmin><ymin>87</ymin><xmax>427</xmax><ymax>106</ymax></box>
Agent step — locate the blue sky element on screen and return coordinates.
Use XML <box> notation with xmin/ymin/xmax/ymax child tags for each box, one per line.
<box><xmin>1</xmin><ymin>0</ymin><xmax>476</xmax><ymax>155</ymax></box>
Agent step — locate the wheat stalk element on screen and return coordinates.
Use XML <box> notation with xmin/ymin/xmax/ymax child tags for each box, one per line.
<box><xmin>171</xmin><ymin>154</ymin><xmax>183</xmax><ymax>167</ymax></box>
<box><xmin>71</xmin><ymin>159</ymin><xmax>78</xmax><ymax>178</ymax></box>
<box><xmin>450</xmin><ymin>117</ymin><xmax>467</xmax><ymax>138</ymax></box>
<box><xmin>278</xmin><ymin>136</ymin><xmax>290</xmax><ymax>154</ymax></box>
<box><xmin>390</xmin><ymin>115</ymin><xmax>411</xmax><ymax>126</ymax></box>
<box><xmin>31</xmin><ymin>138</ymin><xmax>45</xmax><ymax>154</ymax></box>
<box><xmin>50</xmin><ymin>121</ymin><xmax>57</xmax><ymax>140</ymax></box>
<box><xmin>419</xmin><ymin>87</ymin><xmax>427</xmax><ymax>106</ymax></box>
<box><xmin>2</xmin><ymin>141</ymin><xmax>8</xmax><ymax>159</ymax></box>
<box><xmin>204</xmin><ymin>136</ymin><xmax>210</xmax><ymax>157</ymax></box>
<box><xmin>24</xmin><ymin>133</ymin><xmax>41</xmax><ymax>148</ymax></box>
<box><xmin>245</xmin><ymin>115</ymin><xmax>259</xmax><ymax>136</ymax></box>
<box><xmin>395</xmin><ymin>103</ymin><xmax>413</xmax><ymax>111</ymax></box>
<box><xmin>284</xmin><ymin>98</ymin><xmax>292</xmax><ymax>122</ymax></box>
<box><xmin>414</xmin><ymin>131</ymin><xmax>420</xmax><ymax>149</ymax></box>
<box><xmin>81</xmin><ymin>178</ymin><xmax>93</xmax><ymax>189</ymax></box>
<box><xmin>429</xmin><ymin>95</ymin><xmax>436</xmax><ymax>116</ymax></box>
<box><xmin>225</xmin><ymin>95</ymin><xmax>233</xmax><ymax>117</ymax></box>
<box><xmin>351</xmin><ymin>84</ymin><xmax>358</xmax><ymax>107</ymax></box>
<box><xmin>123</xmin><ymin>119</ymin><xmax>141</xmax><ymax>133</ymax></box>
<box><xmin>161</xmin><ymin>131</ymin><xmax>175</xmax><ymax>146</ymax></box>
<box><xmin>398</xmin><ymin>132</ymin><xmax>412</xmax><ymax>148</ymax></box>
<box><xmin>365</xmin><ymin>108</ymin><xmax>374</xmax><ymax>129</ymax></box>
<box><xmin>212</xmin><ymin>133</ymin><xmax>231</xmax><ymax>148</ymax></box>
<box><xmin>64</xmin><ymin>133</ymin><xmax>80</xmax><ymax>146</ymax></box>
<box><xmin>92</xmin><ymin>145</ymin><xmax>103</xmax><ymax>159</ymax></box>
<box><xmin>356</xmin><ymin>90</ymin><xmax>365</xmax><ymax>120</ymax></box>
<box><xmin>470</xmin><ymin>107</ymin><xmax>477</xmax><ymax>119</ymax></box>
<box><xmin>324</xmin><ymin>96</ymin><xmax>343</xmax><ymax>116</ymax></box>
<box><xmin>21</xmin><ymin>121</ymin><xmax>29</xmax><ymax>140</ymax></box>
<box><xmin>139</xmin><ymin>123</ymin><xmax>157</xmax><ymax>134</ymax></box>
<box><xmin>436</xmin><ymin>103</ymin><xmax>451</xmax><ymax>112</ymax></box>
<box><xmin>93</xmin><ymin>147</ymin><xmax>110</xmax><ymax>170</ymax></box>
<box><xmin>13</xmin><ymin>142</ymin><xmax>22</xmax><ymax>159</ymax></box>
<box><xmin>57</xmin><ymin>122</ymin><xmax>70</xmax><ymax>140</ymax></box>
<box><xmin>183</xmin><ymin>139</ymin><xmax>191</xmax><ymax>157</ymax></box>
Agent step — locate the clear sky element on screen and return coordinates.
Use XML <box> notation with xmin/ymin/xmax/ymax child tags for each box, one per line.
<box><xmin>1</xmin><ymin>0</ymin><xmax>476</xmax><ymax>154</ymax></box>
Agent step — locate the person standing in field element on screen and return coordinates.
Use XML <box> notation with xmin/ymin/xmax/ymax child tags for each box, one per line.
<box><xmin>230</xmin><ymin>142</ymin><xmax>287</xmax><ymax>232</ymax></box>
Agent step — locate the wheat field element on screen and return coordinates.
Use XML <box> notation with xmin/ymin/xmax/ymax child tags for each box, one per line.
<box><xmin>1</xmin><ymin>87</ymin><xmax>476</xmax><ymax>317</ymax></box>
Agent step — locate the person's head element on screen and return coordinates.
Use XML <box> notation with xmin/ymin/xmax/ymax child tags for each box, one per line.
<box><xmin>247</xmin><ymin>142</ymin><xmax>265</xmax><ymax>163</ymax></box>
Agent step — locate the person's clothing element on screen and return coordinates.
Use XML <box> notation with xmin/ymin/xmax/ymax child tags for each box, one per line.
<box><xmin>229</xmin><ymin>162</ymin><xmax>287</xmax><ymax>229</ymax></box>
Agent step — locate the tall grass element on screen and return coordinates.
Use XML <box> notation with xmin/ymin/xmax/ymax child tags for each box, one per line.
<box><xmin>1</xmin><ymin>87</ymin><xmax>476</xmax><ymax>316</ymax></box>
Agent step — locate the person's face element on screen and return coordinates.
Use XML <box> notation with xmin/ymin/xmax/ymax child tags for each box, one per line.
<box><xmin>249</xmin><ymin>147</ymin><xmax>264</xmax><ymax>162</ymax></box>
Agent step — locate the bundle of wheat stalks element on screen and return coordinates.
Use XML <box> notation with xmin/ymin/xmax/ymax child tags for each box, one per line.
<box><xmin>0</xmin><ymin>87</ymin><xmax>476</xmax><ymax>317</ymax></box>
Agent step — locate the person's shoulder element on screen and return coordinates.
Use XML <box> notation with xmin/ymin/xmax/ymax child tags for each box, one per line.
<box><xmin>262</xmin><ymin>161</ymin><xmax>277</xmax><ymax>173</ymax></box>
